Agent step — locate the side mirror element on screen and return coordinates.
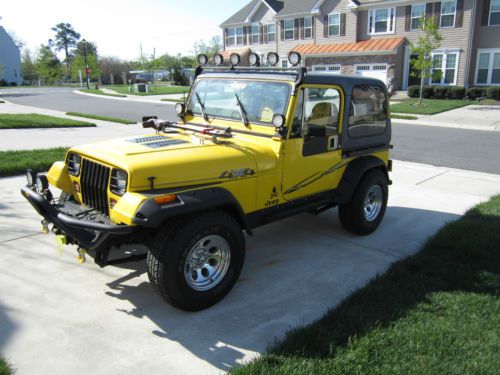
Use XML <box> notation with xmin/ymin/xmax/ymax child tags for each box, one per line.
<box><xmin>308</xmin><ymin>124</ymin><xmax>326</xmax><ymax>137</ymax></box>
<box><xmin>175</xmin><ymin>103</ymin><xmax>186</xmax><ymax>118</ymax></box>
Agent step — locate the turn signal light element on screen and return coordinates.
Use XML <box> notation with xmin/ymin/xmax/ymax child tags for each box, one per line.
<box><xmin>73</xmin><ymin>181</ymin><xmax>81</xmax><ymax>193</ymax></box>
<box><xmin>154</xmin><ymin>194</ymin><xmax>177</xmax><ymax>205</ymax></box>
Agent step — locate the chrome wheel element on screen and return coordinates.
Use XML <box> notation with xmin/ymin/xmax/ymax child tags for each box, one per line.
<box><xmin>184</xmin><ymin>235</ymin><xmax>231</xmax><ymax>291</ymax></box>
<box><xmin>363</xmin><ymin>185</ymin><xmax>383</xmax><ymax>222</ymax></box>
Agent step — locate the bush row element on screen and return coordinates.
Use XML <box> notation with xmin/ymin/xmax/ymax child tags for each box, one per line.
<box><xmin>408</xmin><ymin>85</ymin><xmax>500</xmax><ymax>100</ymax></box>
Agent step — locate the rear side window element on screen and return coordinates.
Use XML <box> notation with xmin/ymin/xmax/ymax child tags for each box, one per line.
<box><xmin>349</xmin><ymin>85</ymin><xmax>387</xmax><ymax>138</ymax></box>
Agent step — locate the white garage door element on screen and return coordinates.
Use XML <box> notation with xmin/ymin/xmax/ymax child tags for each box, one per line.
<box><xmin>311</xmin><ymin>64</ymin><xmax>342</xmax><ymax>75</ymax></box>
<box><xmin>355</xmin><ymin>64</ymin><xmax>388</xmax><ymax>83</ymax></box>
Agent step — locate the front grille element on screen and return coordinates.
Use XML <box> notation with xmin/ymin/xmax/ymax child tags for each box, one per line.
<box><xmin>80</xmin><ymin>159</ymin><xmax>111</xmax><ymax>216</ymax></box>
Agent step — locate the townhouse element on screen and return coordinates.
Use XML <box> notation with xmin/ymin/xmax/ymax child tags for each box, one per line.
<box><xmin>220</xmin><ymin>0</ymin><xmax>500</xmax><ymax>91</ymax></box>
<box><xmin>0</xmin><ymin>25</ymin><xmax>22</xmax><ymax>86</ymax></box>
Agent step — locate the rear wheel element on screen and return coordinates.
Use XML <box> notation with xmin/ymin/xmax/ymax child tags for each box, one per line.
<box><xmin>338</xmin><ymin>169</ymin><xmax>388</xmax><ymax>235</ymax></box>
<box><xmin>147</xmin><ymin>211</ymin><xmax>245</xmax><ymax>311</ymax></box>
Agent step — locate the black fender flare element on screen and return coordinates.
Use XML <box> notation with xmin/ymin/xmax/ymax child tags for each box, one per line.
<box><xmin>334</xmin><ymin>156</ymin><xmax>389</xmax><ymax>205</ymax></box>
<box><xmin>133</xmin><ymin>187</ymin><xmax>252</xmax><ymax>234</ymax></box>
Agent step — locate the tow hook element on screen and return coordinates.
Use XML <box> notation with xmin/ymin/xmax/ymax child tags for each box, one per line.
<box><xmin>77</xmin><ymin>247</ymin><xmax>87</xmax><ymax>264</ymax></box>
<box><xmin>41</xmin><ymin>220</ymin><xmax>49</xmax><ymax>234</ymax></box>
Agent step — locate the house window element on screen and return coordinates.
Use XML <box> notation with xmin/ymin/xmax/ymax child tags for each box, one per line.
<box><xmin>490</xmin><ymin>0</ymin><xmax>500</xmax><ymax>25</ymax></box>
<box><xmin>411</xmin><ymin>3</ymin><xmax>426</xmax><ymax>30</ymax></box>
<box><xmin>267</xmin><ymin>23</ymin><xmax>276</xmax><ymax>42</ymax></box>
<box><xmin>328</xmin><ymin>13</ymin><xmax>340</xmax><ymax>36</ymax></box>
<box><xmin>284</xmin><ymin>19</ymin><xmax>295</xmax><ymax>40</ymax></box>
<box><xmin>431</xmin><ymin>52</ymin><xmax>459</xmax><ymax>85</ymax></box>
<box><xmin>368</xmin><ymin>8</ymin><xmax>395</xmax><ymax>35</ymax></box>
<box><xmin>304</xmin><ymin>16</ymin><xmax>313</xmax><ymax>38</ymax></box>
<box><xmin>226</xmin><ymin>27</ymin><xmax>244</xmax><ymax>46</ymax></box>
<box><xmin>475</xmin><ymin>49</ymin><xmax>500</xmax><ymax>85</ymax></box>
<box><xmin>440</xmin><ymin>0</ymin><xmax>456</xmax><ymax>28</ymax></box>
<box><xmin>251</xmin><ymin>23</ymin><xmax>260</xmax><ymax>44</ymax></box>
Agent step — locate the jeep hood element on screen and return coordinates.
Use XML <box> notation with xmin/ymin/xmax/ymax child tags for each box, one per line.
<box><xmin>71</xmin><ymin>133</ymin><xmax>277</xmax><ymax>190</ymax></box>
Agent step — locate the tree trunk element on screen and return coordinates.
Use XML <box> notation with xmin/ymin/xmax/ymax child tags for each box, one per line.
<box><xmin>419</xmin><ymin>70</ymin><xmax>425</xmax><ymax>105</ymax></box>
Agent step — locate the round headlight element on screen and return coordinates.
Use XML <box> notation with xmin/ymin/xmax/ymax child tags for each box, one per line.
<box><xmin>67</xmin><ymin>153</ymin><xmax>82</xmax><ymax>176</ymax></box>
<box><xmin>36</xmin><ymin>174</ymin><xmax>49</xmax><ymax>192</ymax></box>
<box><xmin>230</xmin><ymin>53</ymin><xmax>241</xmax><ymax>66</ymax></box>
<box><xmin>110</xmin><ymin>169</ymin><xmax>128</xmax><ymax>196</ymax></box>
<box><xmin>197</xmin><ymin>54</ymin><xmax>209</xmax><ymax>66</ymax></box>
<box><xmin>267</xmin><ymin>52</ymin><xmax>279</xmax><ymax>67</ymax></box>
<box><xmin>26</xmin><ymin>169</ymin><xmax>36</xmax><ymax>187</ymax></box>
<box><xmin>175</xmin><ymin>102</ymin><xmax>185</xmax><ymax>115</ymax></box>
<box><xmin>272</xmin><ymin>114</ymin><xmax>285</xmax><ymax>128</ymax></box>
<box><xmin>288</xmin><ymin>52</ymin><xmax>302</xmax><ymax>67</ymax></box>
<box><xmin>249</xmin><ymin>53</ymin><xmax>260</xmax><ymax>67</ymax></box>
<box><xmin>213</xmin><ymin>53</ymin><xmax>224</xmax><ymax>66</ymax></box>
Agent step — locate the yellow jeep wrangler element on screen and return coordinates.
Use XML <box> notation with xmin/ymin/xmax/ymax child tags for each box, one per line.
<box><xmin>22</xmin><ymin>52</ymin><xmax>392</xmax><ymax>311</ymax></box>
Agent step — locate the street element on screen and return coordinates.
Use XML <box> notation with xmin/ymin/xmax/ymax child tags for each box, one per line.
<box><xmin>2</xmin><ymin>87</ymin><xmax>500</xmax><ymax>174</ymax></box>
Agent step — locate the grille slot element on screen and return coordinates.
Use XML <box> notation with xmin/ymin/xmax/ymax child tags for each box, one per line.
<box><xmin>80</xmin><ymin>159</ymin><xmax>111</xmax><ymax>216</ymax></box>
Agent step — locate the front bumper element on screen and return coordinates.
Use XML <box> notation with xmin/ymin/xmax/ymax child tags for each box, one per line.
<box><xmin>21</xmin><ymin>186</ymin><xmax>134</xmax><ymax>251</ymax></box>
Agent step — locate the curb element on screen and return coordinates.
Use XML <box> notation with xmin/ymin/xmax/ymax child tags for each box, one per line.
<box><xmin>392</xmin><ymin>118</ymin><xmax>498</xmax><ymax>132</ymax></box>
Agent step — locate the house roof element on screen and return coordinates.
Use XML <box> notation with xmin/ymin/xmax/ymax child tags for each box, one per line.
<box><xmin>220</xmin><ymin>0</ymin><xmax>261</xmax><ymax>27</ymax></box>
<box><xmin>274</xmin><ymin>0</ymin><xmax>318</xmax><ymax>18</ymax></box>
<box><xmin>292</xmin><ymin>37</ymin><xmax>406</xmax><ymax>56</ymax></box>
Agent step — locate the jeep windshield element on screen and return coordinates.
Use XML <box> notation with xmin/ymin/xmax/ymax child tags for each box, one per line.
<box><xmin>187</xmin><ymin>79</ymin><xmax>291</xmax><ymax>126</ymax></box>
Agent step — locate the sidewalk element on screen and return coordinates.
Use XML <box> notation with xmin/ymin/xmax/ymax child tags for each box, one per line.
<box><xmin>393</xmin><ymin>105</ymin><xmax>500</xmax><ymax>131</ymax></box>
<box><xmin>0</xmin><ymin>101</ymin><xmax>146</xmax><ymax>150</ymax></box>
<box><xmin>1</xmin><ymin>160</ymin><xmax>499</xmax><ymax>374</ymax></box>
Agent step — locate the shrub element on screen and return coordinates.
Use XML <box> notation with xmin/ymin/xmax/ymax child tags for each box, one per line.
<box><xmin>432</xmin><ymin>86</ymin><xmax>450</xmax><ymax>99</ymax></box>
<box><xmin>9</xmin><ymin>82</ymin><xmax>17</xmax><ymax>87</ymax></box>
<box><xmin>408</xmin><ymin>85</ymin><xmax>420</xmax><ymax>98</ymax></box>
<box><xmin>467</xmin><ymin>87</ymin><xmax>485</xmax><ymax>99</ymax></box>
<box><xmin>450</xmin><ymin>86</ymin><xmax>466</xmax><ymax>99</ymax></box>
<box><xmin>485</xmin><ymin>86</ymin><xmax>500</xmax><ymax>100</ymax></box>
<box><xmin>421</xmin><ymin>86</ymin><xmax>433</xmax><ymax>98</ymax></box>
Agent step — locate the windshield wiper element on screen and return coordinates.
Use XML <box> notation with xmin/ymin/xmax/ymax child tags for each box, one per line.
<box><xmin>195</xmin><ymin>92</ymin><xmax>209</xmax><ymax>122</ymax></box>
<box><xmin>234</xmin><ymin>93</ymin><xmax>250</xmax><ymax>127</ymax></box>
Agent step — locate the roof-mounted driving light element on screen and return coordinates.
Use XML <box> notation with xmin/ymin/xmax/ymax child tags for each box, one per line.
<box><xmin>288</xmin><ymin>52</ymin><xmax>302</xmax><ymax>67</ymax></box>
<box><xmin>197</xmin><ymin>54</ymin><xmax>209</xmax><ymax>66</ymax></box>
<box><xmin>267</xmin><ymin>52</ymin><xmax>279</xmax><ymax>67</ymax></box>
<box><xmin>26</xmin><ymin>169</ymin><xmax>36</xmax><ymax>187</ymax></box>
<box><xmin>230</xmin><ymin>53</ymin><xmax>241</xmax><ymax>66</ymax></box>
<box><xmin>213</xmin><ymin>53</ymin><xmax>224</xmax><ymax>66</ymax></box>
<box><xmin>249</xmin><ymin>52</ymin><xmax>260</xmax><ymax>67</ymax></box>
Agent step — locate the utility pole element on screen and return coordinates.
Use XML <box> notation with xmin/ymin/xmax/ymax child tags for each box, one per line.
<box><xmin>83</xmin><ymin>39</ymin><xmax>90</xmax><ymax>89</ymax></box>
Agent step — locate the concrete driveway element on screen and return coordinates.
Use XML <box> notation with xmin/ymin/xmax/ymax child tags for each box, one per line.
<box><xmin>1</xmin><ymin>161</ymin><xmax>500</xmax><ymax>374</ymax></box>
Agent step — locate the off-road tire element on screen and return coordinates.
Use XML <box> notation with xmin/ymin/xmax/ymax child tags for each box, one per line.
<box><xmin>338</xmin><ymin>169</ymin><xmax>388</xmax><ymax>235</ymax></box>
<box><xmin>147</xmin><ymin>211</ymin><xmax>245</xmax><ymax>311</ymax></box>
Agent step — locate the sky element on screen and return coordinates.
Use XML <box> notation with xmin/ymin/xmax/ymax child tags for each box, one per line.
<box><xmin>0</xmin><ymin>0</ymin><xmax>249</xmax><ymax>60</ymax></box>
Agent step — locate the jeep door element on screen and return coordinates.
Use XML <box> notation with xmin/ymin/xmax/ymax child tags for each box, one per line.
<box><xmin>281</xmin><ymin>85</ymin><xmax>347</xmax><ymax>201</ymax></box>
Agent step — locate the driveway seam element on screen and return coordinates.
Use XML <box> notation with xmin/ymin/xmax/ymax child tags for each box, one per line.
<box><xmin>416</xmin><ymin>170</ymin><xmax>450</xmax><ymax>185</ymax></box>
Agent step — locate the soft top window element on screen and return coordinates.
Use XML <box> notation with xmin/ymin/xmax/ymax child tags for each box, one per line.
<box><xmin>349</xmin><ymin>85</ymin><xmax>387</xmax><ymax>138</ymax></box>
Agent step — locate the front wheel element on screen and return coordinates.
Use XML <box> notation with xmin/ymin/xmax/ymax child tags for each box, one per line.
<box><xmin>147</xmin><ymin>211</ymin><xmax>245</xmax><ymax>311</ymax></box>
<box><xmin>338</xmin><ymin>169</ymin><xmax>388</xmax><ymax>235</ymax></box>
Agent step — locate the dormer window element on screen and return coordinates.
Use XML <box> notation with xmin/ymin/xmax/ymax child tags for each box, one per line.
<box><xmin>368</xmin><ymin>8</ymin><xmax>395</xmax><ymax>35</ymax></box>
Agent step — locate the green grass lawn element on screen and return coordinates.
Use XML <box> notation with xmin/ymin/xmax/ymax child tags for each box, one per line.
<box><xmin>0</xmin><ymin>147</ymin><xmax>68</xmax><ymax>176</ymax></box>
<box><xmin>390</xmin><ymin>114</ymin><xmax>418</xmax><ymax>120</ymax></box>
<box><xmin>390</xmin><ymin>99</ymin><xmax>471</xmax><ymax>115</ymax></box>
<box><xmin>235</xmin><ymin>195</ymin><xmax>500</xmax><ymax>375</ymax></box>
<box><xmin>106</xmin><ymin>85</ymin><xmax>190</xmax><ymax>96</ymax></box>
<box><xmin>79</xmin><ymin>88</ymin><xmax>126</xmax><ymax>98</ymax></box>
<box><xmin>0</xmin><ymin>114</ymin><xmax>95</xmax><ymax>129</ymax></box>
<box><xmin>66</xmin><ymin>112</ymin><xmax>135</xmax><ymax>124</ymax></box>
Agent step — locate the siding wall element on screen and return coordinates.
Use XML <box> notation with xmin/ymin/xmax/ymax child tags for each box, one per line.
<box><xmin>468</xmin><ymin>0</ymin><xmax>500</xmax><ymax>84</ymax></box>
<box><xmin>0</xmin><ymin>27</ymin><xmax>22</xmax><ymax>85</ymax></box>
<box><xmin>357</xmin><ymin>1</ymin><xmax>475</xmax><ymax>86</ymax></box>
<box><xmin>316</xmin><ymin>0</ymin><xmax>357</xmax><ymax>44</ymax></box>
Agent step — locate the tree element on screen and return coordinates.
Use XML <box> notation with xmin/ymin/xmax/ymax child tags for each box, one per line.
<box><xmin>50</xmin><ymin>23</ymin><xmax>81</xmax><ymax>81</ymax></box>
<box><xmin>71</xmin><ymin>40</ymin><xmax>100</xmax><ymax>83</ymax></box>
<box><xmin>192</xmin><ymin>35</ymin><xmax>222</xmax><ymax>56</ymax></box>
<box><xmin>36</xmin><ymin>44</ymin><xmax>62</xmax><ymax>84</ymax></box>
<box><xmin>21</xmin><ymin>48</ymin><xmax>39</xmax><ymax>84</ymax></box>
<box><xmin>409</xmin><ymin>16</ymin><xmax>442</xmax><ymax>104</ymax></box>
<box><xmin>98</xmin><ymin>56</ymin><xmax>130</xmax><ymax>85</ymax></box>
